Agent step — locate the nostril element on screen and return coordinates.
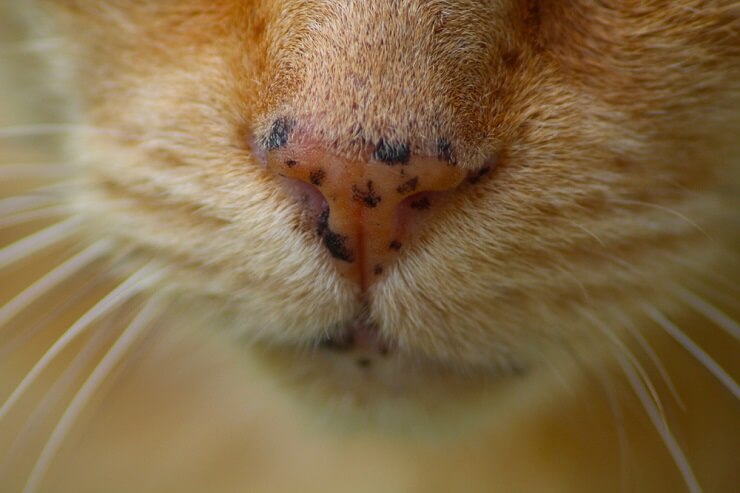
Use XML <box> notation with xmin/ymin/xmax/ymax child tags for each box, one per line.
<box><xmin>278</xmin><ymin>175</ymin><xmax>328</xmax><ymax>226</ymax></box>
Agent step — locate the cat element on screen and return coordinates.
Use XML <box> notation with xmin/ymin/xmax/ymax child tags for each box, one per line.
<box><xmin>0</xmin><ymin>1</ymin><xmax>738</xmax><ymax>492</ymax></box>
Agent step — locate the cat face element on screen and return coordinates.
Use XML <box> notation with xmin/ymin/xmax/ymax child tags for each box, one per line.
<box><xmin>37</xmin><ymin>1</ymin><xmax>739</xmax><ymax>393</ymax></box>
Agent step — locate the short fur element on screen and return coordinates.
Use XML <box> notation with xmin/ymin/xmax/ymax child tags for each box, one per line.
<box><xmin>0</xmin><ymin>1</ymin><xmax>738</xmax><ymax>492</ymax></box>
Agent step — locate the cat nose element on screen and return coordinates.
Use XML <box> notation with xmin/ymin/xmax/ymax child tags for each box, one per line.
<box><xmin>265</xmin><ymin>137</ymin><xmax>467</xmax><ymax>291</ymax></box>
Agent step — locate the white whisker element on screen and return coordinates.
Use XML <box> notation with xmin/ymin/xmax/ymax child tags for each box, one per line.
<box><xmin>672</xmin><ymin>287</ymin><xmax>740</xmax><ymax>341</ymax></box>
<box><xmin>610</xmin><ymin>198</ymin><xmax>710</xmax><ymax>239</ymax></box>
<box><xmin>0</xmin><ymin>264</ymin><xmax>163</xmax><ymax>423</ymax></box>
<box><xmin>643</xmin><ymin>304</ymin><xmax>740</xmax><ymax>400</ymax></box>
<box><xmin>591</xmin><ymin>362</ymin><xmax>632</xmax><ymax>492</ymax></box>
<box><xmin>22</xmin><ymin>298</ymin><xmax>161</xmax><ymax>493</ymax></box>
<box><xmin>583</xmin><ymin>311</ymin><xmax>671</xmax><ymax>425</ymax></box>
<box><xmin>0</xmin><ymin>241</ymin><xmax>111</xmax><ymax>328</ymax></box>
<box><xmin>570</xmin><ymin>221</ymin><xmax>607</xmax><ymax>247</ymax></box>
<box><xmin>0</xmin><ymin>206</ymin><xmax>70</xmax><ymax>230</ymax></box>
<box><xmin>615</xmin><ymin>352</ymin><xmax>702</xmax><ymax>493</ymax></box>
<box><xmin>618</xmin><ymin>315</ymin><xmax>685</xmax><ymax>410</ymax></box>
<box><xmin>0</xmin><ymin>217</ymin><xmax>82</xmax><ymax>271</ymax></box>
<box><xmin>0</xmin><ymin>313</ymin><xmax>118</xmax><ymax>481</ymax></box>
<box><xmin>0</xmin><ymin>268</ymin><xmax>110</xmax><ymax>360</ymax></box>
<box><xmin>0</xmin><ymin>194</ymin><xmax>59</xmax><ymax>217</ymax></box>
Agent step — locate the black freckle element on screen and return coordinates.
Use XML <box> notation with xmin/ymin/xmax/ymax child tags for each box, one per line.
<box><xmin>396</xmin><ymin>176</ymin><xmax>419</xmax><ymax>195</ymax></box>
<box><xmin>389</xmin><ymin>240</ymin><xmax>402</xmax><ymax>251</ymax></box>
<box><xmin>262</xmin><ymin>117</ymin><xmax>293</xmax><ymax>150</ymax></box>
<box><xmin>317</xmin><ymin>209</ymin><xmax>354</xmax><ymax>262</ymax></box>
<box><xmin>352</xmin><ymin>181</ymin><xmax>382</xmax><ymax>208</ymax></box>
<box><xmin>285</xmin><ymin>159</ymin><xmax>297</xmax><ymax>168</ymax></box>
<box><xmin>373</xmin><ymin>138</ymin><xmax>410</xmax><ymax>165</ymax></box>
<box><xmin>309</xmin><ymin>169</ymin><xmax>326</xmax><ymax>186</ymax></box>
<box><xmin>356</xmin><ymin>358</ymin><xmax>372</xmax><ymax>369</ymax></box>
<box><xmin>468</xmin><ymin>165</ymin><xmax>492</xmax><ymax>184</ymax></box>
<box><xmin>373</xmin><ymin>264</ymin><xmax>383</xmax><ymax>275</ymax></box>
<box><xmin>410</xmin><ymin>197</ymin><xmax>431</xmax><ymax>210</ymax></box>
<box><xmin>437</xmin><ymin>139</ymin><xmax>454</xmax><ymax>163</ymax></box>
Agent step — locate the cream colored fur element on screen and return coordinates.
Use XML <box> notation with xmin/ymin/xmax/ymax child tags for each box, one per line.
<box><xmin>0</xmin><ymin>1</ymin><xmax>738</xmax><ymax>492</ymax></box>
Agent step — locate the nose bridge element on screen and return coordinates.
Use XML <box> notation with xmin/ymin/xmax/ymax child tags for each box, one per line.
<box><xmin>267</xmin><ymin>141</ymin><xmax>466</xmax><ymax>290</ymax></box>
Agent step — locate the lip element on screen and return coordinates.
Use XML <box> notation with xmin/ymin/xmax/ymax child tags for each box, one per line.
<box><xmin>318</xmin><ymin>319</ymin><xmax>391</xmax><ymax>356</ymax></box>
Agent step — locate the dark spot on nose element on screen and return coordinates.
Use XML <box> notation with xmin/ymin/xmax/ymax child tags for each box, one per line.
<box><xmin>437</xmin><ymin>139</ymin><xmax>454</xmax><ymax>164</ymax></box>
<box><xmin>309</xmin><ymin>169</ymin><xmax>326</xmax><ymax>186</ymax></box>
<box><xmin>389</xmin><ymin>240</ymin><xmax>402</xmax><ymax>251</ymax></box>
<box><xmin>317</xmin><ymin>209</ymin><xmax>354</xmax><ymax>262</ymax></box>
<box><xmin>396</xmin><ymin>176</ymin><xmax>419</xmax><ymax>195</ymax></box>
<box><xmin>352</xmin><ymin>181</ymin><xmax>382</xmax><ymax>208</ymax></box>
<box><xmin>262</xmin><ymin>117</ymin><xmax>293</xmax><ymax>150</ymax></box>
<box><xmin>356</xmin><ymin>358</ymin><xmax>372</xmax><ymax>369</ymax></box>
<box><xmin>373</xmin><ymin>264</ymin><xmax>383</xmax><ymax>275</ymax></box>
<box><xmin>285</xmin><ymin>159</ymin><xmax>297</xmax><ymax>168</ymax></box>
<box><xmin>373</xmin><ymin>138</ymin><xmax>410</xmax><ymax>165</ymax></box>
<box><xmin>410</xmin><ymin>197</ymin><xmax>431</xmax><ymax>210</ymax></box>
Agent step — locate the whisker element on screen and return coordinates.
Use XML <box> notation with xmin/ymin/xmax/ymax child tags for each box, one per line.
<box><xmin>615</xmin><ymin>352</ymin><xmax>702</xmax><ymax>493</ymax></box>
<box><xmin>618</xmin><ymin>314</ymin><xmax>686</xmax><ymax>410</ymax></box>
<box><xmin>0</xmin><ymin>241</ymin><xmax>111</xmax><ymax>328</ymax></box>
<box><xmin>610</xmin><ymin>198</ymin><xmax>710</xmax><ymax>239</ymax></box>
<box><xmin>22</xmin><ymin>298</ymin><xmax>162</xmax><ymax>493</ymax></box>
<box><xmin>0</xmin><ymin>217</ymin><xmax>83</xmax><ymax>271</ymax></box>
<box><xmin>0</xmin><ymin>264</ymin><xmax>163</xmax><ymax>423</ymax></box>
<box><xmin>643</xmin><ymin>304</ymin><xmax>740</xmax><ymax>400</ymax></box>
<box><xmin>0</xmin><ymin>206</ymin><xmax>71</xmax><ymax>230</ymax></box>
<box><xmin>591</xmin><ymin>361</ymin><xmax>632</xmax><ymax>493</ymax></box>
<box><xmin>0</xmin><ymin>194</ymin><xmax>60</xmax><ymax>217</ymax></box>
<box><xmin>0</xmin><ymin>311</ymin><xmax>119</xmax><ymax>482</ymax></box>
<box><xmin>583</xmin><ymin>311</ymin><xmax>671</xmax><ymax>424</ymax></box>
<box><xmin>0</xmin><ymin>263</ymin><xmax>111</xmax><ymax>360</ymax></box>
<box><xmin>672</xmin><ymin>287</ymin><xmax>740</xmax><ymax>342</ymax></box>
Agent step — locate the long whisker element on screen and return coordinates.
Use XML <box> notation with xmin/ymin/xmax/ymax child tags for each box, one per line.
<box><xmin>0</xmin><ymin>264</ymin><xmax>163</xmax><ymax>423</ymax></box>
<box><xmin>618</xmin><ymin>315</ymin><xmax>686</xmax><ymax>410</ymax></box>
<box><xmin>672</xmin><ymin>287</ymin><xmax>740</xmax><ymax>341</ymax></box>
<box><xmin>21</xmin><ymin>298</ymin><xmax>162</xmax><ymax>493</ymax></box>
<box><xmin>0</xmin><ymin>264</ymin><xmax>111</xmax><ymax>360</ymax></box>
<box><xmin>0</xmin><ymin>217</ymin><xmax>82</xmax><ymax>271</ymax></box>
<box><xmin>643</xmin><ymin>304</ymin><xmax>740</xmax><ymax>400</ymax></box>
<box><xmin>591</xmin><ymin>361</ymin><xmax>632</xmax><ymax>492</ymax></box>
<box><xmin>615</xmin><ymin>352</ymin><xmax>702</xmax><ymax>493</ymax></box>
<box><xmin>0</xmin><ymin>241</ymin><xmax>111</xmax><ymax>328</ymax></box>
<box><xmin>0</xmin><ymin>194</ymin><xmax>60</xmax><ymax>217</ymax></box>
<box><xmin>610</xmin><ymin>198</ymin><xmax>710</xmax><ymax>239</ymax></box>
<box><xmin>0</xmin><ymin>311</ymin><xmax>119</xmax><ymax>481</ymax></box>
<box><xmin>583</xmin><ymin>311</ymin><xmax>670</xmax><ymax>424</ymax></box>
<box><xmin>0</xmin><ymin>206</ymin><xmax>71</xmax><ymax>230</ymax></box>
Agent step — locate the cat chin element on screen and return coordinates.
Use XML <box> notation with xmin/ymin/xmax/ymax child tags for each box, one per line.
<box><xmin>244</xmin><ymin>337</ymin><xmax>530</xmax><ymax>430</ymax></box>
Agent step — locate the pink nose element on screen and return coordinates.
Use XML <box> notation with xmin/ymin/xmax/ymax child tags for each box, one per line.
<box><xmin>265</xmin><ymin>128</ymin><xmax>467</xmax><ymax>291</ymax></box>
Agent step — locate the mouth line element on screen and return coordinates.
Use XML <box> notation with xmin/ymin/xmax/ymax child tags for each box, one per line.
<box><xmin>317</xmin><ymin>319</ymin><xmax>392</xmax><ymax>358</ymax></box>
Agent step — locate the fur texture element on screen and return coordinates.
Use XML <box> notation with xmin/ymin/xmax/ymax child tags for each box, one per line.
<box><xmin>0</xmin><ymin>1</ymin><xmax>738</xmax><ymax>492</ymax></box>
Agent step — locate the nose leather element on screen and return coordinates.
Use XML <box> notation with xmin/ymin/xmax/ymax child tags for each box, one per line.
<box><xmin>266</xmin><ymin>141</ymin><xmax>467</xmax><ymax>290</ymax></box>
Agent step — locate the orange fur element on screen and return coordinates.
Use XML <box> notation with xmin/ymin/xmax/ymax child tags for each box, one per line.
<box><xmin>0</xmin><ymin>1</ymin><xmax>738</xmax><ymax>492</ymax></box>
